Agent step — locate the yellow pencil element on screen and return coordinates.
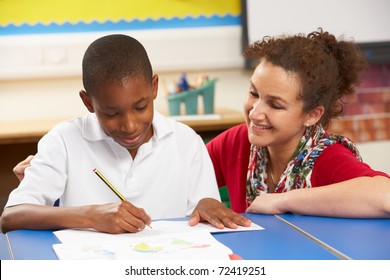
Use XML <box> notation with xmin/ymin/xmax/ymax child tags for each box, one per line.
<box><xmin>93</xmin><ymin>168</ymin><xmax>127</xmax><ymax>201</ymax></box>
<box><xmin>93</xmin><ymin>168</ymin><xmax>152</xmax><ymax>229</ymax></box>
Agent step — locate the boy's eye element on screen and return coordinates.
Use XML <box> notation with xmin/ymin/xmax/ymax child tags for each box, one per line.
<box><xmin>136</xmin><ymin>105</ymin><xmax>147</xmax><ymax>111</ymax></box>
<box><xmin>249</xmin><ymin>91</ymin><xmax>258</xmax><ymax>98</ymax></box>
<box><xmin>104</xmin><ymin>112</ymin><xmax>118</xmax><ymax>117</ymax></box>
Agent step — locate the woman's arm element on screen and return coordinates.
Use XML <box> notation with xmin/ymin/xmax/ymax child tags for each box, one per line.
<box><xmin>246</xmin><ymin>176</ymin><xmax>390</xmax><ymax>218</ymax></box>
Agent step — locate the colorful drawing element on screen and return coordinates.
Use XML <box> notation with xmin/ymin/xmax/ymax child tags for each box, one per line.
<box><xmin>53</xmin><ymin>228</ymin><xmax>234</xmax><ymax>260</ymax></box>
<box><xmin>78</xmin><ymin>245</ymin><xmax>116</xmax><ymax>259</ymax></box>
<box><xmin>133</xmin><ymin>242</ymin><xmax>164</xmax><ymax>253</ymax></box>
<box><xmin>171</xmin><ymin>238</ymin><xmax>193</xmax><ymax>246</ymax></box>
<box><xmin>130</xmin><ymin>237</ymin><xmax>211</xmax><ymax>255</ymax></box>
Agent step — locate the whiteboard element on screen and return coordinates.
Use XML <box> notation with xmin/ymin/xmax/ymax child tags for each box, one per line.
<box><xmin>244</xmin><ymin>0</ymin><xmax>390</xmax><ymax>44</ymax></box>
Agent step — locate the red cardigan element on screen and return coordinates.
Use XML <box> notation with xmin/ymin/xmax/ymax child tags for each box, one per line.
<box><xmin>206</xmin><ymin>124</ymin><xmax>389</xmax><ymax>213</ymax></box>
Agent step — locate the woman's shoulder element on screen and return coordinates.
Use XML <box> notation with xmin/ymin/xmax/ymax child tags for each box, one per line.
<box><xmin>207</xmin><ymin>123</ymin><xmax>249</xmax><ymax>146</ymax></box>
<box><xmin>215</xmin><ymin>123</ymin><xmax>248</xmax><ymax>140</ymax></box>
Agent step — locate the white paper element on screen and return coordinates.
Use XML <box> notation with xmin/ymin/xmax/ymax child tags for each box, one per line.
<box><xmin>151</xmin><ymin>220</ymin><xmax>264</xmax><ymax>233</ymax></box>
<box><xmin>53</xmin><ymin>220</ymin><xmax>264</xmax><ymax>244</ymax></box>
<box><xmin>52</xmin><ymin>220</ymin><xmax>264</xmax><ymax>260</ymax></box>
<box><xmin>53</xmin><ymin>230</ymin><xmax>231</xmax><ymax>260</ymax></box>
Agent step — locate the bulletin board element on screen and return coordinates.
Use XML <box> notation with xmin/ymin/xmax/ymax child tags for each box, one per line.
<box><xmin>241</xmin><ymin>0</ymin><xmax>390</xmax><ymax>65</ymax></box>
<box><xmin>0</xmin><ymin>0</ymin><xmax>241</xmax><ymax>35</ymax></box>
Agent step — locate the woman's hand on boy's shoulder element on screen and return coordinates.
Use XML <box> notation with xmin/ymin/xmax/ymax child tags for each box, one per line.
<box><xmin>13</xmin><ymin>155</ymin><xmax>35</xmax><ymax>181</ymax></box>
<box><xmin>189</xmin><ymin>198</ymin><xmax>251</xmax><ymax>229</ymax></box>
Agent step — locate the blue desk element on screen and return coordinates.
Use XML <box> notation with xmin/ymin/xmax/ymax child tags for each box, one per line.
<box><xmin>277</xmin><ymin>214</ymin><xmax>390</xmax><ymax>260</ymax></box>
<box><xmin>7</xmin><ymin>230</ymin><xmax>60</xmax><ymax>260</ymax></box>
<box><xmin>0</xmin><ymin>233</ymin><xmax>10</xmax><ymax>260</ymax></box>
<box><xmin>214</xmin><ymin>213</ymin><xmax>337</xmax><ymax>259</ymax></box>
<box><xmin>5</xmin><ymin>214</ymin><xmax>338</xmax><ymax>260</ymax></box>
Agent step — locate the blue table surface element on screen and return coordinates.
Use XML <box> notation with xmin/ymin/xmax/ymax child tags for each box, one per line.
<box><xmin>0</xmin><ymin>233</ymin><xmax>11</xmax><ymax>260</ymax></box>
<box><xmin>5</xmin><ymin>213</ymin><xmax>338</xmax><ymax>260</ymax></box>
<box><xmin>277</xmin><ymin>214</ymin><xmax>390</xmax><ymax>260</ymax></box>
<box><xmin>214</xmin><ymin>213</ymin><xmax>338</xmax><ymax>260</ymax></box>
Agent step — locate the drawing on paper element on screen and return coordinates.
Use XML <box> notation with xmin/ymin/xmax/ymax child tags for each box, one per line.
<box><xmin>133</xmin><ymin>242</ymin><xmax>164</xmax><ymax>253</ymax></box>
<box><xmin>77</xmin><ymin>244</ymin><xmax>116</xmax><ymax>259</ymax></box>
<box><xmin>131</xmin><ymin>238</ymin><xmax>210</xmax><ymax>254</ymax></box>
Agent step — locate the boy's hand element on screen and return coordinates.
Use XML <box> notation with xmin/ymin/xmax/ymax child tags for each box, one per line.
<box><xmin>91</xmin><ymin>201</ymin><xmax>152</xmax><ymax>233</ymax></box>
<box><xmin>189</xmin><ymin>198</ymin><xmax>251</xmax><ymax>229</ymax></box>
<box><xmin>13</xmin><ymin>155</ymin><xmax>35</xmax><ymax>181</ymax></box>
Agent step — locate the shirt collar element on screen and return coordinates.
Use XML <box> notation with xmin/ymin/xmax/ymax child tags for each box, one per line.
<box><xmin>82</xmin><ymin>111</ymin><xmax>173</xmax><ymax>143</ymax></box>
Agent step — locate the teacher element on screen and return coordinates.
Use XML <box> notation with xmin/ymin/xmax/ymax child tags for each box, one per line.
<box><xmin>206</xmin><ymin>28</ymin><xmax>390</xmax><ymax>218</ymax></box>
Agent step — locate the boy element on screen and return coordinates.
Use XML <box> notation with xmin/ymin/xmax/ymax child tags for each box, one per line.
<box><xmin>1</xmin><ymin>34</ymin><xmax>250</xmax><ymax>233</ymax></box>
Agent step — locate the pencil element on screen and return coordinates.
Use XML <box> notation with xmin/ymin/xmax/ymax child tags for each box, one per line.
<box><xmin>93</xmin><ymin>168</ymin><xmax>152</xmax><ymax>229</ymax></box>
<box><xmin>93</xmin><ymin>168</ymin><xmax>127</xmax><ymax>201</ymax></box>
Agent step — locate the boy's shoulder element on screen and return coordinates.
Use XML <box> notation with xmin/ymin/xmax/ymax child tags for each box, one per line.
<box><xmin>46</xmin><ymin>113</ymin><xmax>97</xmax><ymax>139</ymax></box>
<box><xmin>154</xmin><ymin>111</ymin><xmax>199</xmax><ymax>136</ymax></box>
<box><xmin>49</xmin><ymin>114</ymin><xmax>87</xmax><ymax>131</ymax></box>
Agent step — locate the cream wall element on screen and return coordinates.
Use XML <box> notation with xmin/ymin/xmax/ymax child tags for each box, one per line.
<box><xmin>0</xmin><ymin>68</ymin><xmax>250</xmax><ymax>121</ymax></box>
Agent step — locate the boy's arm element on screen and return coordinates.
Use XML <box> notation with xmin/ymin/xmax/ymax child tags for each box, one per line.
<box><xmin>187</xmin><ymin>135</ymin><xmax>251</xmax><ymax>228</ymax></box>
<box><xmin>0</xmin><ymin>201</ymin><xmax>151</xmax><ymax>234</ymax></box>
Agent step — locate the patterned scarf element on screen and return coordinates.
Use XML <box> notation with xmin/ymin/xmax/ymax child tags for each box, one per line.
<box><xmin>246</xmin><ymin>124</ymin><xmax>362</xmax><ymax>205</ymax></box>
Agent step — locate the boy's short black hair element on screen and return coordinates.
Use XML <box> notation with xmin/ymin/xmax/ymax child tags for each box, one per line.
<box><xmin>82</xmin><ymin>34</ymin><xmax>153</xmax><ymax>95</ymax></box>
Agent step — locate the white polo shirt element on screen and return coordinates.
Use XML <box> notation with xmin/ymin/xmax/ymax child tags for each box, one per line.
<box><xmin>5</xmin><ymin>111</ymin><xmax>220</xmax><ymax>219</ymax></box>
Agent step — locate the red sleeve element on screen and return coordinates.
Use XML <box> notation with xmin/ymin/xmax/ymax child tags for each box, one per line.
<box><xmin>206</xmin><ymin>131</ymin><xmax>226</xmax><ymax>187</ymax></box>
<box><xmin>311</xmin><ymin>143</ymin><xmax>390</xmax><ymax>187</ymax></box>
<box><xmin>206</xmin><ymin>124</ymin><xmax>250</xmax><ymax>213</ymax></box>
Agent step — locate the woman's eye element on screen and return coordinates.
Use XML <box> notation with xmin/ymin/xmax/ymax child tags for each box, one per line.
<box><xmin>270</xmin><ymin>102</ymin><xmax>285</xmax><ymax>110</ymax></box>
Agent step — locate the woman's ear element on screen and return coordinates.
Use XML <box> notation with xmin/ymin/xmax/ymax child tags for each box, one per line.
<box><xmin>79</xmin><ymin>90</ymin><xmax>95</xmax><ymax>113</ymax></box>
<box><xmin>305</xmin><ymin>105</ymin><xmax>324</xmax><ymax>127</ymax></box>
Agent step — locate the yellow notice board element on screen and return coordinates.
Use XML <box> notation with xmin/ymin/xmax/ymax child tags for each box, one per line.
<box><xmin>0</xmin><ymin>0</ymin><xmax>240</xmax><ymax>26</ymax></box>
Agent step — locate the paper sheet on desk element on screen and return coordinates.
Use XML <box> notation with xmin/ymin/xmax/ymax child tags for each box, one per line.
<box><xmin>52</xmin><ymin>221</ymin><xmax>263</xmax><ymax>260</ymax></box>
<box><xmin>151</xmin><ymin>220</ymin><xmax>265</xmax><ymax>233</ymax></box>
<box><xmin>53</xmin><ymin>230</ymin><xmax>232</xmax><ymax>260</ymax></box>
<box><xmin>53</xmin><ymin>220</ymin><xmax>264</xmax><ymax>244</ymax></box>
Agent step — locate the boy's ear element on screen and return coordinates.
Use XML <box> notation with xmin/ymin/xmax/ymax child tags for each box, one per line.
<box><xmin>151</xmin><ymin>74</ymin><xmax>158</xmax><ymax>100</ymax></box>
<box><xmin>79</xmin><ymin>90</ymin><xmax>95</xmax><ymax>113</ymax></box>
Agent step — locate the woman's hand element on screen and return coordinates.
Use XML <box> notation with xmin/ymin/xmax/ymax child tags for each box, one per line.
<box><xmin>246</xmin><ymin>192</ymin><xmax>287</xmax><ymax>214</ymax></box>
<box><xmin>13</xmin><ymin>155</ymin><xmax>35</xmax><ymax>181</ymax></box>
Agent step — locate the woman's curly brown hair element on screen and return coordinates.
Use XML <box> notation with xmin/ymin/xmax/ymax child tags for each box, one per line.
<box><xmin>244</xmin><ymin>28</ymin><xmax>368</xmax><ymax>128</ymax></box>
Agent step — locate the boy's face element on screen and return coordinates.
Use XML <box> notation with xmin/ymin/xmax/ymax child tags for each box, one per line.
<box><xmin>80</xmin><ymin>74</ymin><xmax>158</xmax><ymax>158</ymax></box>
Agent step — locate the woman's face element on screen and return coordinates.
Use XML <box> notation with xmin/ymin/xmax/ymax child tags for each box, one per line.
<box><xmin>244</xmin><ymin>60</ymin><xmax>311</xmax><ymax>152</ymax></box>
